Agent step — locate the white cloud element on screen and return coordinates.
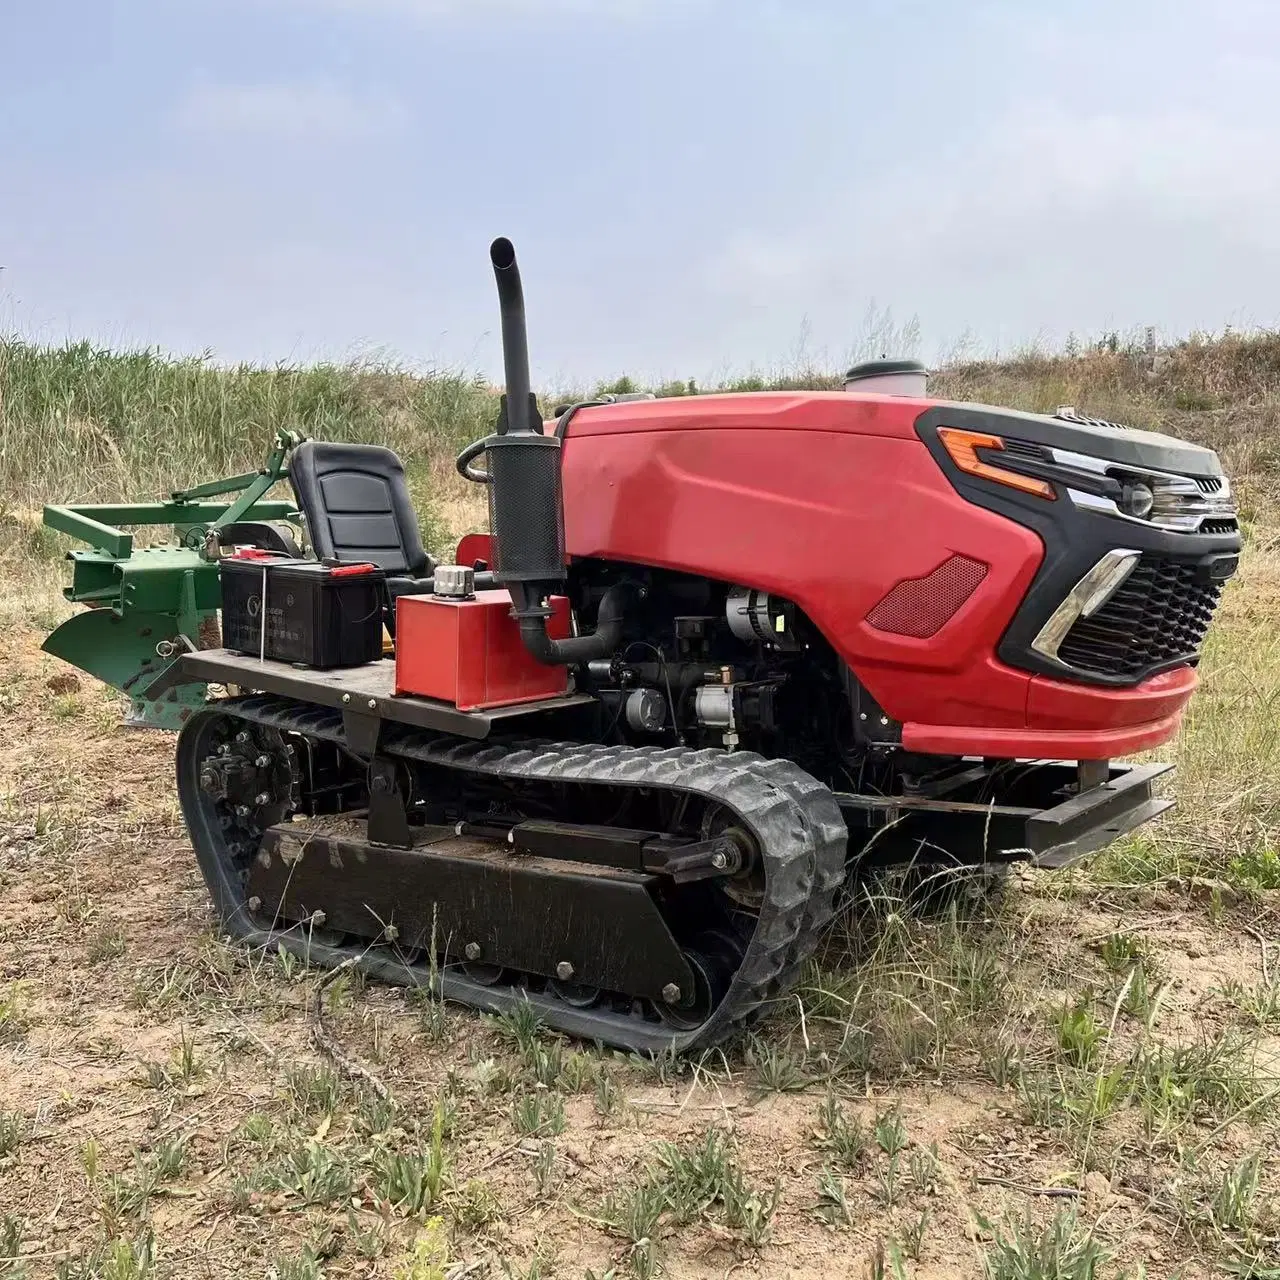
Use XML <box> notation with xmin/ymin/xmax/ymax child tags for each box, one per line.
<box><xmin>174</xmin><ymin>81</ymin><xmax>406</xmax><ymax>140</ymax></box>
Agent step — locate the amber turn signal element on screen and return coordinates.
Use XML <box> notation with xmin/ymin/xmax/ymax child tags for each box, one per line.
<box><xmin>937</xmin><ymin>428</ymin><xmax>1056</xmax><ymax>499</ymax></box>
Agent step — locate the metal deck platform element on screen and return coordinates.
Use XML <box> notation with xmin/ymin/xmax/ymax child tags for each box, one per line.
<box><xmin>144</xmin><ymin>648</ymin><xmax>595</xmax><ymax>739</ymax></box>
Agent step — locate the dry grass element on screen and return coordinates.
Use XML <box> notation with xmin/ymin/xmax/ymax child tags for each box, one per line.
<box><xmin>1</xmin><ymin>334</ymin><xmax>1279</xmax><ymax>1277</ymax></box>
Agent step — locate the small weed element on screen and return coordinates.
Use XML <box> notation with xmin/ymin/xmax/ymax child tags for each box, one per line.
<box><xmin>594</xmin><ymin>1069</ymin><xmax>620</xmax><ymax>1117</ymax></box>
<box><xmin>347</xmin><ymin>1210</ymin><xmax>391</xmax><ymax>1261</ymax></box>
<box><xmin>495</xmin><ymin>999</ymin><xmax>542</xmax><ymax>1054</ymax></box>
<box><xmin>240</xmin><ymin>1113</ymin><xmax>274</xmax><ymax>1149</ymax></box>
<box><xmin>1120</xmin><ymin>964</ymin><xmax>1160</xmax><ymax>1022</ymax></box>
<box><xmin>1210</xmin><ymin>1152</ymin><xmax>1264</xmax><ymax>1234</ymax></box>
<box><xmin>99</xmin><ymin>1165</ymin><xmax>157</xmax><ymax>1224</ymax></box>
<box><xmin>80</xmin><ymin>1139</ymin><xmax>101</xmax><ymax>1184</ymax></box>
<box><xmin>373</xmin><ymin>1108</ymin><xmax>447</xmax><ymax>1216</ymax></box>
<box><xmin>525</xmin><ymin>1038</ymin><xmax>564</xmax><ymax>1088</ymax></box>
<box><xmin>408</xmin><ymin>986</ymin><xmax>449</xmax><ymax>1044</ymax></box>
<box><xmin>512</xmin><ymin>1091</ymin><xmax>565</xmax><ymax>1137</ymax></box>
<box><xmin>138</xmin><ymin>1061</ymin><xmax>169</xmax><ymax>1090</ymax></box>
<box><xmin>1098</xmin><ymin>931</ymin><xmax>1144</xmax><ymax>971</ymax></box>
<box><xmin>55</xmin><ymin>1231</ymin><xmax>155</xmax><ymax>1280</ymax></box>
<box><xmin>0</xmin><ymin>1112</ymin><xmax>24</xmax><ymax>1158</ymax></box>
<box><xmin>1</xmin><ymin>1216</ymin><xmax>22</xmax><ymax>1274</ymax></box>
<box><xmin>902</xmin><ymin>1209</ymin><xmax>930</xmax><ymax>1261</ymax></box>
<box><xmin>874</xmin><ymin>1105</ymin><xmax>907</xmax><ymax>1158</ymax></box>
<box><xmin>392</xmin><ymin>1218</ymin><xmax>450</xmax><ymax>1280</ymax></box>
<box><xmin>1056</xmin><ymin>999</ymin><xmax>1106</xmax><ymax>1069</ymax></box>
<box><xmin>814</xmin><ymin>1092</ymin><xmax>868</xmax><ymax>1170</ymax></box>
<box><xmin>719</xmin><ymin>1166</ymin><xmax>780</xmax><ymax>1248</ymax></box>
<box><xmin>87</xmin><ymin>923</ymin><xmax>127</xmax><ymax>965</ymax></box>
<box><xmin>271</xmin><ymin>1247</ymin><xmax>324</xmax><ymax>1280</ymax></box>
<box><xmin>909</xmin><ymin>1141</ymin><xmax>939</xmax><ymax>1193</ymax></box>
<box><xmin>981</xmin><ymin>1207</ymin><xmax>1109</xmax><ymax>1279</ymax></box>
<box><xmin>284</xmin><ymin>1063</ymin><xmax>344</xmax><ymax>1118</ymax></box>
<box><xmin>170</xmin><ymin>1027</ymin><xmax>202</xmax><ymax>1082</ymax></box>
<box><xmin>599</xmin><ymin>1179</ymin><xmax>665</xmax><ymax>1245</ymax></box>
<box><xmin>451</xmin><ymin>1178</ymin><xmax>499</xmax><ymax>1234</ymax></box>
<box><xmin>151</xmin><ymin>1136</ymin><xmax>187</xmax><ymax>1181</ymax></box>
<box><xmin>0</xmin><ymin>985</ymin><xmax>27</xmax><ymax>1045</ymax></box>
<box><xmin>264</xmin><ymin>1140</ymin><xmax>354</xmax><ymax>1206</ymax></box>
<box><xmin>533</xmin><ymin>1140</ymin><xmax>556</xmax><ymax>1199</ymax></box>
<box><xmin>1227</xmin><ymin>845</ymin><xmax>1280</xmax><ymax>891</ymax></box>
<box><xmin>981</xmin><ymin>1034</ymin><xmax>1024</xmax><ymax>1088</ymax></box>
<box><xmin>746</xmin><ymin>1034</ymin><xmax>809</xmax><ymax>1094</ymax></box>
<box><xmin>1221</xmin><ymin>977</ymin><xmax>1280</xmax><ymax>1028</ymax></box>
<box><xmin>874</xmin><ymin>1153</ymin><xmax>902</xmax><ymax>1207</ymax></box>
<box><xmin>811</xmin><ymin>1166</ymin><xmax>851</xmax><ymax>1229</ymax></box>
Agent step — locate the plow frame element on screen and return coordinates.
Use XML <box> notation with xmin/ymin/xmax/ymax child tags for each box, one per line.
<box><xmin>41</xmin><ymin>429</ymin><xmax>304</xmax><ymax>729</ymax></box>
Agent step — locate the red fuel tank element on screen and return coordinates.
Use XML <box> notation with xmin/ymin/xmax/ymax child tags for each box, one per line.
<box><xmin>395</xmin><ymin>589</ymin><xmax>570</xmax><ymax>712</ymax></box>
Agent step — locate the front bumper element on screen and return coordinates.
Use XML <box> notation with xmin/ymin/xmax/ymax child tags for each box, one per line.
<box><xmin>840</xmin><ymin>759</ymin><xmax>1173</xmax><ymax>870</ymax></box>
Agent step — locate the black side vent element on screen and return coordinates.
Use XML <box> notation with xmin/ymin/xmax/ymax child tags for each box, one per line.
<box><xmin>1195</xmin><ymin>476</ymin><xmax>1224</xmax><ymax>494</ymax></box>
<box><xmin>1057</xmin><ymin>557</ymin><xmax>1223</xmax><ymax>679</ymax></box>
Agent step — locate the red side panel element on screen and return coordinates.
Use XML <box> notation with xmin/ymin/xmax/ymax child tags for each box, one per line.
<box><xmin>559</xmin><ymin>412</ymin><xmax>1198</xmax><ymax>758</ymax></box>
<box><xmin>395</xmin><ymin>589</ymin><xmax>569</xmax><ymax>712</ymax></box>
<box><xmin>561</xmin><ymin>425</ymin><xmax>1044</xmax><ymax>731</ymax></box>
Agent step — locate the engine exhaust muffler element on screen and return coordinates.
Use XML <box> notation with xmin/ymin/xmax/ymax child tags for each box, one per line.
<box><xmin>456</xmin><ymin>237</ymin><xmax>626</xmax><ymax>666</ymax></box>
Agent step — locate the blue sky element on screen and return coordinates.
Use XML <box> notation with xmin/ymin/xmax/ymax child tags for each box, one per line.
<box><xmin>3</xmin><ymin>0</ymin><xmax>1278</xmax><ymax>385</ymax></box>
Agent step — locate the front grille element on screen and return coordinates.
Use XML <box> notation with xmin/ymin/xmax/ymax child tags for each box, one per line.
<box><xmin>1195</xmin><ymin>476</ymin><xmax>1224</xmax><ymax>494</ymax></box>
<box><xmin>1200</xmin><ymin>517</ymin><xmax>1238</xmax><ymax>535</ymax></box>
<box><xmin>1057</xmin><ymin>557</ymin><xmax>1223</xmax><ymax>679</ymax></box>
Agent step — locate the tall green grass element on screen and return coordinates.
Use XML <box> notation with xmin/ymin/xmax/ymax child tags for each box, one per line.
<box><xmin>0</xmin><ymin>338</ymin><xmax>496</xmax><ymax>508</ymax></box>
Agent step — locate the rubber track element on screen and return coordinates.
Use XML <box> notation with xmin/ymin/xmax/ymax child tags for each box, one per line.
<box><xmin>180</xmin><ymin>694</ymin><xmax>847</xmax><ymax>1054</ymax></box>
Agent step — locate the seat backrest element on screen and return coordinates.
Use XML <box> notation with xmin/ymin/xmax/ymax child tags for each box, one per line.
<box><xmin>288</xmin><ymin>441</ymin><xmax>432</xmax><ymax>577</ymax></box>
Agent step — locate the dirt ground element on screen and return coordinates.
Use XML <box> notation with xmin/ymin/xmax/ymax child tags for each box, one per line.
<box><xmin>1</xmin><ymin>618</ymin><xmax>1278</xmax><ymax>1280</ymax></box>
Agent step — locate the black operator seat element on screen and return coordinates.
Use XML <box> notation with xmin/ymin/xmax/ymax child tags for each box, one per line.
<box><xmin>287</xmin><ymin>441</ymin><xmax>436</xmax><ymax>600</ymax></box>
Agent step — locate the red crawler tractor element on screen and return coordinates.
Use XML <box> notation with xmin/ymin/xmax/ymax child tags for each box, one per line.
<box><xmin>126</xmin><ymin>239</ymin><xmax>1240</xmax><ymax>1052</ymax></box>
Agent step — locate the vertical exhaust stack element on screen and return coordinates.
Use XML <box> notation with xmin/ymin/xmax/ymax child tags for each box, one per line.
<box><xmin>482</xmin><ymin>237</ymin><xmax>627</xmax><ymax>665</ymax></box>
<box><xmin>485</xmin><ymin>238</ymin><xmax>566</xmax><ymax>599</ymax></box>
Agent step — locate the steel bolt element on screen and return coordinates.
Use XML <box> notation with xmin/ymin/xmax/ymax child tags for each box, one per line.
<box><xmin>464</xmin><ymin>942</ymin><xmax>482</xmax><ymax>961</ymax></box>
<box><xmin>367</xmin><ymin>699</ymin><xmax>378</xmax><ymax>710</ymax></box>
<box><xmin>661</xmin><ymin>982</ymin><xmax>682</xmax><ymax>1004</ymax></box>
<box><xmin>255</xmin><ymin>754</ymin><xmax>271</xmax><ymax>768</ymax></box>
<box><xmin>247</xmin><ymin>895</ymin><xmax>262</xmax><ymax>912</ymax></box>
<box><xmin>234</xmin><ymin>805</ymin><xmax>251</xmax><ymax>817</ymax></box>
<box><xmin>311</xmin><ymin>909</ymin><xmax>327</xmax><ymax>926</ymax></box>
<box><xmin>384</xmin><ymin>924</ymin><xmax>399</xmax><ymax>941</ymax></box>
<box><xmin>711</xmin><ymin>850</ymin><xmax>728</xmax><ymax>870</ymax></box>
<box><xmin>235</xmin><ymin>731</ymin><xmax>251</xmax><ymax>744</ymax></box>
<box><xmin>879</xmin><ymin>716</ymin><xmax>889</xmax><ymax>726</ymax></box>
<box><xmin>342</xmin><ymin>693</ymin><xmax>351</xmax><ymax>704</ymax></box>
<box><xmin>555</xmin><ymin>961</ymin><xmax>575</xmax><ymax>981</ymax></box>
<box><xmin>254</xmin><ymin>792</ymin><xmax>271</xmax><ymax>805</ymax></box>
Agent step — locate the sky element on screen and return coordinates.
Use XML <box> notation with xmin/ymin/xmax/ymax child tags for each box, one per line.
<box><xmin>3</xmin><ymin>0</ymin><xmax>1279</xmax><ymax>386</ymax></box>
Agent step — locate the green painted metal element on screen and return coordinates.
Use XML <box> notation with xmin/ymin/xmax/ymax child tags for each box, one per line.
<box><xmin>41</xmin><ymin>428</ymin><xmax>307</xmax><ymax>729</ymax></box>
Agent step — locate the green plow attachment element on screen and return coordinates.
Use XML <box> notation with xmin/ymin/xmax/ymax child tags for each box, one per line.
<box><xmin>41</xmin><ymin>430</ymin><xmax>304</xmax><ymax>729</ymax></box>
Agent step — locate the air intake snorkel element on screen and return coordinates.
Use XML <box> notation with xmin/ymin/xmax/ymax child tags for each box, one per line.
<box><xmin>455</xmin><ymin>237</ymin><xmax>626</xmax><ymax>666</ymax></box>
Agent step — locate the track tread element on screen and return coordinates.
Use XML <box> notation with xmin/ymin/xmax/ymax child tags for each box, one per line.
<box><xmin>178</xmin><ymin>696</ymin><xmax>847</xmax><ymax>1053</ymax></box>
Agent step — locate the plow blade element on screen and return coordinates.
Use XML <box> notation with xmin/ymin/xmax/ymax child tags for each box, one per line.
<box><xmin>42</xmin><ymin>608</ymin><xmax>208</xmax><ymax>730</ymax></box>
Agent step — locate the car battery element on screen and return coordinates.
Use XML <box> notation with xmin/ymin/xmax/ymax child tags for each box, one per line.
<box><xmin>395</xmin><ymin>589</ymin><xmax>570</xmax><ymax>711</ymax></box>
<box><xmin>220</xmin><ymin>552</ymin><xmax>386</xmax><ymax>668</ymax></box>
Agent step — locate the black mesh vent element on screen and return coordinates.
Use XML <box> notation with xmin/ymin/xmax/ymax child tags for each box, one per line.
<box><xmin>1057</xmin><ymin>557</ymin><xmax>1223</xmax><ymax>679</ymax></box>
<box><xmin>1200</xmin><ymin>518</ymin><xmax>1238</xmax><ymax>535</ymax></box>
<box><xmin>485</xmin><ymin>436</ymin><xmax>565</xmax><ymax>583</ymax></box>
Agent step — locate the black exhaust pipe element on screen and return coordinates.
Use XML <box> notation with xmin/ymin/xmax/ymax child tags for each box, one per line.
<box><xmin>466</xmin><ymin>237</ymin><xmax>627</xmax><ymax>665</ymax></box>
<box><xmin>489</xmin><ymin>237</ymin><xmax>538</xmax><ymax>436</ymax></box>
